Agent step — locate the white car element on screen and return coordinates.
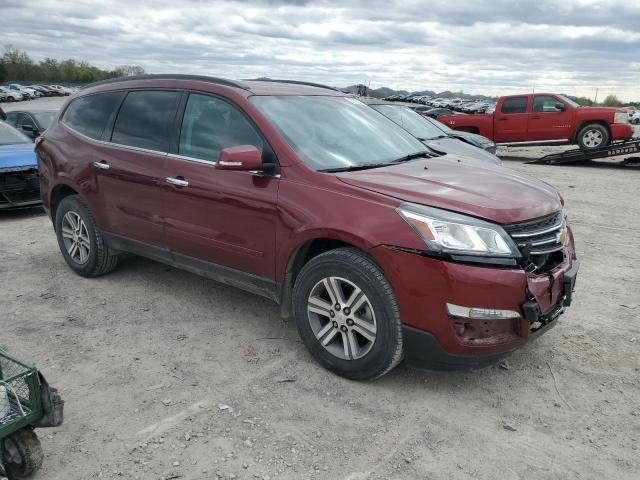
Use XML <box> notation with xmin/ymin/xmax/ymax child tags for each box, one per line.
<box><xmin>629</xmin><ymin>111</ymin><xmax>640</xmax><ymax>125</ymax></box>
<box><xmin>0</xmin><ymin>87</ymin><xmax>23</xmax><ymax>102</ymax></box>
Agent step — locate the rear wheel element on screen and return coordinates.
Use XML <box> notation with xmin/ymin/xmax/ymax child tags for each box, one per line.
<box><xmin>577</xmin><ymin>124</ymin><xmax>609</xmax><ymax>150</ymax></box>
<box><xmin>55</xmin><ymin>195</ymin><xmax>119</xmax><ymax>277</ymax></box>
<box><xmin>1</xmin><ymin>428</ymin><xmax>44</xmax><ymax>479</ymax></box>
<box><xmin>293</xmin><ymin>248</ymin><xmax>403</xmax><ymax>380</ymax></box>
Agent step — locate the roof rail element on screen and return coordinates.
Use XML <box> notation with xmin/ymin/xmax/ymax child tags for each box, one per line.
<box><xmin>81</xmin><ymin>74</ymin><xmax>250</xmax><ymax>91</ymax></box>
<box><xmin>245</xmin><ymin>78</ymin><xmax>342</xmax><ymax>92</ymax></box>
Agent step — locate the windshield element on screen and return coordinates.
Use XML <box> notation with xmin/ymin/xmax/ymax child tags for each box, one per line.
<box><xmin>250</xmin><ymin>96</ymin><xmax>426</xmax><ymax>170</ymax></box>
<box><xmin>0</xmin><ymin>121</ymin><xmax>31</xmax><ymax>145</ymax></box>
<box><xmin>558</xmin><ymin>95</ymin><xmax>580</xmax><ymax>108</ymax></box>
<box><xmin>369</xmin><ymin>105</ymin><xmax>447</xmax><ymax>141</ymax></box>
<box><xmin>33</xmin><ymin>111</ymin><xmax>55</xmax><ymax>130</ymax></box>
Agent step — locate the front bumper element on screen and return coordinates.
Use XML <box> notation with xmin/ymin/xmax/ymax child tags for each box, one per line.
<box><xmin>372</xmin><ymin>241</ymin><xmax>578</xmax><ymax>370</ymax></box>
<box><xmin>611</xmin><ymin>123</ymin><xmax>634</xmax><ymax>141</ymax></box>
<box><xmin>0</xmin><ymin>167</ymin><xmax>42</xmax><ymax>209</ymax></box>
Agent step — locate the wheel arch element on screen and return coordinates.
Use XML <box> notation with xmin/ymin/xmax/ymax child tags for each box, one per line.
<box><xmin>50</xmin><ymin>183</ymin><xmax>80</xmax><ymax>228</ymax></box>
<box><xmin>574</xmin><ymin>120</ymin><xmax>611</xmax><ymax>143</ymax></box>
<box><xmin>279</xmin><ymin>236</ymin><xmax>370</xmax><ymax>320</ymax></box>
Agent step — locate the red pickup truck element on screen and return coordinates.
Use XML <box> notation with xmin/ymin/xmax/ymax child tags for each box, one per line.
<box><xmin>438</xmin><ymin>93</ymin><xmax>633</xmax><ymax>150</ymax></box>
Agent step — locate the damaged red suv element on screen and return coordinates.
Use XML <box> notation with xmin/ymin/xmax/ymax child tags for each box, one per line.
<box><xmin>36</xmin><ymin>76</ymin><xmax>578</xmax><ymax>380</ymax></box>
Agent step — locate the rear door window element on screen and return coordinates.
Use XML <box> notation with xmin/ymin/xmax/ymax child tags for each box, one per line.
<box><xmin>111</xmin><ymin>90</ymin><xmax>180</xmax><ymax>152</ymax></box>
<box><xmin>62</xmin><ymin>92</ymin><xmax>124</xmax><ymax>140</ymax></box>
<box><xmin>178</xmin><ymin>93</ymin><xmax>263</xmax><ymax>162</ymax></box>
<box><xmin>501</xmin><ymin>97</ymin><xmax>528</xmax><ymax>114</ymax></box>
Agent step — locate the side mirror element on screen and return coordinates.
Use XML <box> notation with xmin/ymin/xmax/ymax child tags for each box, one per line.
<box><xmin>216</xmin><ymin>145</ymin><xmax>263</xmax><ymax>171</ymax></box>
<box><xmin>555</xmin><ymin>103</ymin><xmax>566</xmax><ymax>112</ymax></box>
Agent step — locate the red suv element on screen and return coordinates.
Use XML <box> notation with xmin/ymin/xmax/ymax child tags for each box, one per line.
<box><xmin>37</xmin><ymin>76</ymin><xmax>578</xmax><ymax>380</ymax></box>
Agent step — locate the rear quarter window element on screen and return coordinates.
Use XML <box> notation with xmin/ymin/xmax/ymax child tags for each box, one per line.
<box><xmin>62</xmin><ymin>92</ymin><xmax>124</xmax><ymax>139</ymax></box>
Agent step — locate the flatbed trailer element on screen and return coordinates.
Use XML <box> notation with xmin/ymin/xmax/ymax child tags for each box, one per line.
<box><xmin>528</xmin><ymin>138</ymin><xmax>640</xmax><ymax>165</ymax></box>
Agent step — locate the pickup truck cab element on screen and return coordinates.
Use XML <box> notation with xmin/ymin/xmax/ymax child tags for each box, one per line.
<box><xmin>438</xmin><ymin>93</ymin><xmax>633</xmax><ymax>150</ymax></box>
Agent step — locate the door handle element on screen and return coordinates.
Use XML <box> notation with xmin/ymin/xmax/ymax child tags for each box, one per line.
<box><xmin>165</xmin><ymin>176</ymin><xmax>189</xmax><ymax>187</ymax></box>
<box><xmin>531</xmin><ymin>115</ymin><xmax>541</xmax><ymax>119</ymax></box>
<box><xmin>93</xmin><ymin>160</ymin><xmax>110</xmax><ymax>170</ymax></box>
<box><xmin>497</xmin><ymin>117</ymin><xmax>508</xmax><ymax>121</ymax></box>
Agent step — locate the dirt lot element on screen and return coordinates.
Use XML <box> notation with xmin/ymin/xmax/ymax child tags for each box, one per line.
<box><xmin>1</xmin><ymin>98</ymin><xmax>639</xmax><ymax>480</ymax></box>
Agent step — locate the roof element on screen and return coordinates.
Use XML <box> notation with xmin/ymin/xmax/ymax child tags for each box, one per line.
<box><xmin>81</xmin><ymin>75</ymin><xmax>345</xmax><ymax>97</ymax></box>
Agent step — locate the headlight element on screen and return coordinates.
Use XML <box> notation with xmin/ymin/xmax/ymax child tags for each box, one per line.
<box><xmin>397</xmin><ymin>203</ymin><xmax>520</xmax><ymax>257</ymax></box>
<box><xmin>614</xmin><ymin>112</ymin><xmax>628</xmax><ymax>124</ymax></box>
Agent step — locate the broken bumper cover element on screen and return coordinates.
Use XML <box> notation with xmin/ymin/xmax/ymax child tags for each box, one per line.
<box><xmin>0</xmin><ymin>166</ymin><xmax>41</xmax><ymax>209</ymax></box>
<box><xmin>402</xmin><ymin>261</ymin><xmax>579</xmax><ymax>371</ymax></box>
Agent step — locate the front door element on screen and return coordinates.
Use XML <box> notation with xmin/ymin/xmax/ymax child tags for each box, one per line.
<box><xmin>494</xmin><ymin>96</ymin><xmax>530</xmax><ymax>143</ymax></box>
<box><xmin>163</xmin><ymin>92</ymin><xmax>280</xmax><ymax>282</ymax></box>
<box><xmin>527</xmin><ymin>95</ymin><xmax>573</xmax><ymax>141</ymax></box>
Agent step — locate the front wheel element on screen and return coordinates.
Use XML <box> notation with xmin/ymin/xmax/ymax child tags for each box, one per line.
<box><xmin>1</xmin><ymin>428</ymin><xmax>44</xmax><ymax>479</ymax></box>
<box><xmin>577</xmin><ymin>124</ymin><xmax>610</xmax><ymax>150</ymax></box>
<box><xmin>293</xmin><ymin>248</ymin><xmax>403</xmax><ymax>380</ymax></box>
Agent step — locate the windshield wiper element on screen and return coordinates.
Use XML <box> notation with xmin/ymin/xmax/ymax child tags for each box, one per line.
<box><xmin>318</xmin><ymin>162</ymin><xmax>391</xmax><ymax>173</ymax></box>
<box><xmin>390</xmin><ymin>150</ymin><xmax>433</xmax><ymax>163</ymax></box>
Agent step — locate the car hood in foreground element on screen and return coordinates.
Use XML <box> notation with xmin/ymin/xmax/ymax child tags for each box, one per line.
<box><xmin>423</xmin><ymin>137</ymin><xmax>500</xmax><ymax>165</ymax></box>
<box><xmin>336</xmin><ymin>156</ymin><xmax>562</xmax><ymax>224</ymax></box>
<box><xmin>0</xmin><ymin>143</ymin><xmax>37</xmax><ymax>171</ymax></box>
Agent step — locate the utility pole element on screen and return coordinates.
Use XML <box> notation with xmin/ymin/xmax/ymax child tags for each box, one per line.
<box><xmin>594</xmin><ymin>88</ymin><xmax>599</xmax><ymax>104</ymax></box>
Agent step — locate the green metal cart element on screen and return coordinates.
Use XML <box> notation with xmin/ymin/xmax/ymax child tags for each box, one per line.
<box><xmin>0</xmin><ymin>350</ymin><xmax>63</xmax><ymax>479</ymax></box>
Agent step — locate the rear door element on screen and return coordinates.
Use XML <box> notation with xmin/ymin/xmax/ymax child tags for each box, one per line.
<box><xmin>91</xmin><ymin>89</ymin><xmax>181</xmax><ymax>252</ymax></box>
<box><xmin>527</xmin><ymin>95</ymin><xmax>573</xmax><ymax>141</ymax></box>
<box><xmin>494</xmin><ymin>96</ymin><xmax>530</xmax><ymax>143</ymax></box>
<box><xmin>163</xmin><ymin>92</ymin><xmax>280</xmax><ymax>282</ymax></box>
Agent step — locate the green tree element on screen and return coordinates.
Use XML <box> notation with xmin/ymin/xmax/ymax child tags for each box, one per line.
<box><xmin>602</xmin><ymin>95</ymin><xmax>621</xmax><ymax>107</ymax></box>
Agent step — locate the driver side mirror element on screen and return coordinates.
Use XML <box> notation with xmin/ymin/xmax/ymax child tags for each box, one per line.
<box><xmin>555</xmin><ymin>103</ymin><xmax>566</xmax><ymax>112</ymax></box>
<box><xmin>216</xmin><ymin>145</ymin><xmax>263</xmax><ymax>171</ymax></box>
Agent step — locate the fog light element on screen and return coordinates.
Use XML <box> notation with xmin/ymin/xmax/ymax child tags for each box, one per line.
<box><xmin>446</xmin><ymin>303</ymin><xmax>521</xmax><ymax>320</ymax></box>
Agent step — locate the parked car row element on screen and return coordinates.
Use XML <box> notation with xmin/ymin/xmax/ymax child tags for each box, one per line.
<box><xmin>383</xmin><ymin>94</ymin><xmax>497</xmax><ymax>114</ymax></box>
<box><xmin>0</xmin><ymin>84</ymin><xmax>77</xmax><ymax>102</ymax></box>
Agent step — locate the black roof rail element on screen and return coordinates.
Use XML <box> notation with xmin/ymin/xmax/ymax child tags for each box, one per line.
<box><xmin>245</xmin><ymin>78</ymin><xmax>342</xmax><ymax>92</ymax></box>
<box><xmin>81</xmin><ymin>74</ymin><xmax>250</xmax><ymax>91</ymax></box>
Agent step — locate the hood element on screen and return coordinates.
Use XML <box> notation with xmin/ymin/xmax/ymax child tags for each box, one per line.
<box><xmin>0</xmin><ymin>143</ymin><xmax>38</xmax><ymax>171</ymax></box>
<box><xmin>336</xmin><ymin>156</ymin><xmax>562</xmax><ymax>224</ymax></box>
<box><xmin>447</xmin><ymin>130</ymin><xmax>494</xmax><ymax>147</ymax></box>
<box><xmin>423</xmin><ymin>137</ymin><xmax>501</xmax><ymax>165</ymax></box>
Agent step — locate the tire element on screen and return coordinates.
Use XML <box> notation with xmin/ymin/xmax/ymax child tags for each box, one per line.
<box><xmin>54</xmin><ymin>195</ymin><xmax>119</xmax><ymax>277</ymax></box>
<box><xmin>1</xmin><ymin>428</ymin><xmax>44</xmax><ymax>479</ymax></box>
<box><xmin>292</xmin><ymin>247</ymin><xmax>403</xmax><ymax>380</ymax></box>
<box><xmin>577</xmin><ymin>123</ymin><xmax>609</xmax><ymax>150</ymax></box>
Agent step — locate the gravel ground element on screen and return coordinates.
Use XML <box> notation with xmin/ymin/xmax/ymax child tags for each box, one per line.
<box><xmin>1</xmin><ymin>97</ymin><xmax>639</xmax><ymax>480</ymax></box>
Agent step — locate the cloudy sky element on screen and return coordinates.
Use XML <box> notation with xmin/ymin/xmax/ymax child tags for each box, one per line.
<box><xmin>3</xmin><ymin>0</ymin><xmax>640</xmax><ymax>100</ymax></box>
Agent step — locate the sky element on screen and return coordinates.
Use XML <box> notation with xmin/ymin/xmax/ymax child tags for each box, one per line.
<box><xmin>3</xmin><ymin>0</ymin><xmax>640</xmax><ymax>101</ymax></box>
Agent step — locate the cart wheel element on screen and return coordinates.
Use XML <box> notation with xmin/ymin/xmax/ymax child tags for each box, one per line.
<box><xmin>1</xmin><ymin>429</ymin><xmax>43</xmax><ymax>479</ymax></box>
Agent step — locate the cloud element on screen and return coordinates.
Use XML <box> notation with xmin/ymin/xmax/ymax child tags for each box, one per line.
<box><xmin>3</xmin><ymin>0</ymin><xmax>639</xmax><ymax>100</ymax></box>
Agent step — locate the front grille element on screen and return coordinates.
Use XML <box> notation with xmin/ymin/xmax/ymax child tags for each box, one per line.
<box><xmin>504</xmin><ymin>211</ymin><xmax>566</xmax><ymax>256</ymax></box>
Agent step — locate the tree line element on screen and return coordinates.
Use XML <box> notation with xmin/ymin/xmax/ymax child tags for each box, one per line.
<box><xmin>0</xmin><ymin>46</ymin><xmax>145</xmax><ymax>84</ymax></box>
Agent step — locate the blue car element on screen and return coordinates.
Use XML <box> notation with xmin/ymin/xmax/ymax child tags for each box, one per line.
<box><xmin>0</xmin><ymin>121</ymin><xmax>40</xmax><ymax>209</ymax></box>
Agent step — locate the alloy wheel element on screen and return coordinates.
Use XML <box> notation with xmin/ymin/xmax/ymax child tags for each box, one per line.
<box><xmin>61</xmin><ymin>211</ymin><xmax>91</xmax><ymax>264</ymax></box>
<box><xmin>307</xmin><ymin>276</ymin><xmax>377</xmax><ymax>360</ymax></box>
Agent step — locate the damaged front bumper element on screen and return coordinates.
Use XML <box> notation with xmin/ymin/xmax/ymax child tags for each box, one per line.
<box><xmin>0</xmin><ymin>166</ymin><xmax>41</xmax><ymax>209</ymax></box>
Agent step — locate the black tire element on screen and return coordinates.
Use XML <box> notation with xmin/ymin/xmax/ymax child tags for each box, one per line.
<box><xmin>54</xmin><ymin>195</ymin><xmax>119</xmax><ymax>277</ymax></box>
<box><xmin>1</xmin><ymin>428</ymin><xmax>44</xmax><ymax>479</ymax></box>
<box><xmin>293</xmin><ymin>247</ymin><xmax>403</xmax><ymax>380</ymax></box>
<box><xmin>577</xmin><ymin>123</ymin><xmax>610</xmax><ymax>150</ymax></box>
